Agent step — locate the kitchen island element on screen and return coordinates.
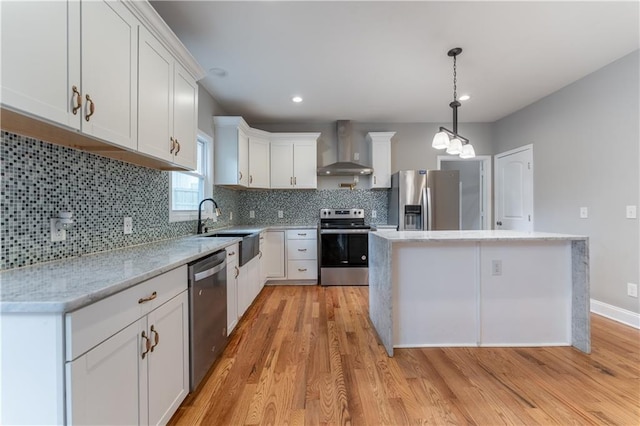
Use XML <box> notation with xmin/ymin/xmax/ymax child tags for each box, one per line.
<box><xmin>368</xmin><ymin>230</ymin><xmax>589</xmax><ymax>356</ymax></box>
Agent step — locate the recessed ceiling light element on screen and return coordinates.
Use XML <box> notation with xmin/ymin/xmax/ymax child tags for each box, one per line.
<box><xmin>291</xmin><ymin>96</ymin><xmax>303</xmax><ymax>103</ymax></box>
<box><xmin>208</xmin><ymin>67</ymin><xmax>227</xmax><ymax>77</ymax></box>
<box><xmin>459</xmin><ymin>94</ymin><xmax>471</xmax><ymax>101</ymax></box>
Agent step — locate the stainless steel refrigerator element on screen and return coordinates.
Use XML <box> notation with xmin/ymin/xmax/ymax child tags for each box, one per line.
<box><xmin>389</xmin><ymin>170</ymin><xmax>460</xmax><ymax>230</ymax></box>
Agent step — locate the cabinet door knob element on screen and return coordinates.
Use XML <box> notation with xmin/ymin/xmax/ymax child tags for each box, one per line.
<box><xmin>141</xmin><ymin>331</ymin><xmax>151</xmax><ymax>359</ymax></box>
<box><xmin>85</xmin><ymin>94</ymin><xmax>95</xmax><ymax>122</ymax></box>
<box><xmin>149</xmin><ymin>325</ymin><xmax>160</xmax><ymax>352</ymax></box>
<box><xmin>72</xmin><ymin>85</ymin><xmax>82</xmax><ymax>115</ymax></box>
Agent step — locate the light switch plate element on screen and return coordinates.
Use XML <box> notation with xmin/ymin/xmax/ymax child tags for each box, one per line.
<box><xmin>372</xmin><ymin>210</ymin><xmax>377</xmax><ymax>218</ymax></box>
<box><xmin>51</xmin><ymin>219</ymin><xmax>66</xmax><ymax>242</ymax></box>
<box><xmin>626</xmin><ymin>205</ymin><xmax>637</xmax><ymax>219</ymax></box>
<box><xmin>278</xmin><ymin>210</ymin><xmax>284</xmax><ymax>218</ymax></box>
<box><xmin>123</xmin><ymin>217</ymin><xmax>133</xmax><ymax>234</ymax></box>
<box><xmin>579</xmin><ymin>207</ymin><xmax>588</xmax><ymax>219</ymax></box>
<box><xmin>249</xmin><ymin>210</ymin><xmax>255</xmax><ymax>219</ymax></box>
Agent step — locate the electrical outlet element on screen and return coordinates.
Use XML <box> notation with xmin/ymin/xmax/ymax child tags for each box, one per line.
<box><xmin>372</xmin><ymin>210</ymin><xmax>377</xmax><ymax>218</ymax></box>
<box><xmin>50</xmin><ymin>219</ymin><xmax>66</xmax><ymax>242</ymax></box>
<box><xmin>354</xmin><ymin>152</ymin><xmax>360</xmax><ymax>161</ymax></box>
<box><xmin>491</xmin><ymin>260</ymin><xmax>502</xmax><ymax>276</ymax></box>
<box><xmin>626</xmin><ymin>205</ymin><xmax>637</xmax><ymax>219</ymax></box>
<box><xmin>123</xmin><ymin>217</ymin><xmax>133</xmax><ymax>234</ymax></box>
<box><xmin>628</xmin><ymin>283</ymin><xmax>638</xmax><ymax>298</ymax></box>
<box><xmin>229</xmin><ymin>212</ymin><xmax>233</xmax><ymax>221</ymax></box>
<box><xmin>278</xmin><ymin>210</ymin><xmax>284</xmax><ymax>218</ymax></box>
<box><xmin>249</xmin><ymin>210</ymin><xmax>255</xmax><ymax>219</ymax></box>
<box><xmin>579</xmin><ymin>207</ymin><xmax>588</xmax><ymax>219</ymax></box>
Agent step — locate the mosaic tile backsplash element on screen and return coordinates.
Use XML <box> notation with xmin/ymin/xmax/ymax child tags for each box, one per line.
<box><xmin>1</xmin><ymin>132</ymin><xmax>239</xmax><ymax>269</ymax></box>
<box><xmin>238</xmin><ymin>189</ymin><xmax>388</xmax><ymax>225</ymax></box>
<box><xmin>1</xmin><ymin>132</ymin><xmax>388</xmax><ymax>270</ymax></box>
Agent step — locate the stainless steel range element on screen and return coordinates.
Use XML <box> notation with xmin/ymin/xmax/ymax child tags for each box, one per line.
<box><xmin>318</xmin><ymin>208</ymin><xmax>370</xmax><ymax>286</ymax></box>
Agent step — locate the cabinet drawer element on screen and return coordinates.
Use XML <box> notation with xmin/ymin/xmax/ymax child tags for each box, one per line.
<box><xmin>287</xmin><ymin>239</ymin><xmax>317</xmax><ymax>260</ymax></box>
<box><xmin>286</xmin><ymin>229</ymin><xmax>316</xmax><ymax>240</ymax></box>
<box><xmin>287</xmin><ymin>260</ymin><xmax>317</xmax><ymax>280</ymax></box>
<box><xmin>225</xmin><ymin>243</ymin><xmax>239</xmax><ymax>264</ymax></box>
<box><xmin>65</xmin><ymin>265</ymin><xmax>187</xmax><ymax>361</ymax></box>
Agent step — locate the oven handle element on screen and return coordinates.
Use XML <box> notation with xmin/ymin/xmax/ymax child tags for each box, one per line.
<box><xmin>319</xmin><ymin>229</ymin><xmax>371</xmax><ymax>234</ymax></box>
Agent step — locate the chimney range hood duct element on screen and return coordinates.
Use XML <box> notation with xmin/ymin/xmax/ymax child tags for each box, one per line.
<box><xmin>317</xmin><ymin>121</ymin><xmax>373</xmax><ymax>176</ymax></box>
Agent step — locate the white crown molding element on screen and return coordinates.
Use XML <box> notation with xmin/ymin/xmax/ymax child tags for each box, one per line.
<box><xmin>591</xmin><ymin>299</ymin><xmax>640</xmax><ymax>329</ymax></box>
<box><xmin>124</xmin><ymin>0</ymin><xmax>206</xmax><ymax>81</ymax></box>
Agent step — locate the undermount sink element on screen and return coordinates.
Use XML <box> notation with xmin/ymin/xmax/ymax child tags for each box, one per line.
<box><xmin>202</xmin><ymin>231</ymin><xmax>259</xmax><ymax>266</ymax></box>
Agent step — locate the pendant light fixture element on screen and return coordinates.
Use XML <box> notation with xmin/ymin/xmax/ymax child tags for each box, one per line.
<box><xmin>432</xmin><ymin>47</ymin><xmax>475</xmax><ymax>159</ymax></box>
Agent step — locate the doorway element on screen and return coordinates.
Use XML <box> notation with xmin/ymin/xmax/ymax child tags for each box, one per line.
<box><xmin>437</xmin><ymin>155</ymin><xmax>492</xmax><ymax>230</ymax></box>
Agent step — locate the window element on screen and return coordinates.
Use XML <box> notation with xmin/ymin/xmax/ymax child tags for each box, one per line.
<box><xmin>169</xmin><ymin>132</ymin><xmax>213</xmax><ymax>222</ymax></box>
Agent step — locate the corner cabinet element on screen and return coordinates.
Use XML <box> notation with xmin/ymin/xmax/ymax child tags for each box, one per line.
<box><xmin>1</xmin><ymin>0</ymin><xmax>138</xmax><ymax>150</ymax></box>
<box><xmin>214</xmin><ymin>117</ymin><xmax>250</xmax><ymax>187</ymax></box>
<box><xmin>367</xmin><ymin>132</ymin><xmax>395</xmax><ymax>189</ymax></box>
<box><xmin>138</xmin><ymin>26</ymin><xmax>198</xmax><ymax>170</ymax></box>
<box><xmin>270</xmin><ymin>133</ymin><xmax>320</xmax><ymax>189</ymax></box>
<box><xmin>248</xmin><ymin>132</ymin><xmax>271</xmax><ymax>188</ymax></box>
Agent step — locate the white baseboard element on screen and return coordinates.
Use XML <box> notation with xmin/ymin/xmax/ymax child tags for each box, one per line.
<box><xmin>591</xmin><ymin>299</ymin><xmax>640</xmax><ymax>329</ymax></box>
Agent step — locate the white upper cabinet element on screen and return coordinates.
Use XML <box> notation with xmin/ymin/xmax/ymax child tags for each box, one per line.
<box><xmin>1</xmin><ymin>0</ymin><xmax>204</xmax><ymax>171</ymax></box>
<box><xmin>1</xmin><ymin>0</ymin><xmax>138</xmax><ymax>150</ymax></box>
<box><xmin>138</xmin><ymin>27</ymin><xmax>197</xmax><ymax>169</ymax></box>
<box><xmin>248</xmin><ymin>132</ymin><xmax>270</xmax><ymax>188</ymax></box>
<box><xmin>1</xmin><ymin>1</ymin><xmax>79</xmax><ymax>129</ymax></box>
<box><xmin>214</xmin><ymin>117</ymin><xmax>250</xmax><ymax>187</ymax></box>
<box><xmin>81</xmin><ymin>0</ymin><xmax>138</xmax><ymax>150</ymax></box>
<box><xmin>270</xmin><ymin>134</ymin><xmax>320</xmax><ymax>189</ymax></box>
<box><xmin>368</xmin><ymin>132</ymin><xmax>395</xmax><ymax>189</ymax></box>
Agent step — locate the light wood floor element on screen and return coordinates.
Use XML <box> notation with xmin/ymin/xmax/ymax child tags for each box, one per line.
<box><xmin>170</xmin><ymin>285</ymin><xmax>640</xmax><ymax>425</ymax></box>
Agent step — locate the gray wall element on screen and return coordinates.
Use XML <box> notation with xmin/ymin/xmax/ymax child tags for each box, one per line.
<box><xmin>493</xmin><ymin>50</ymin><xmax>640</xmax><ymax>313</ymax></box>
<box><xmin>198</xmin><ymin>82</ymin><xmax>228</xmax><ymax>137</ymax></box>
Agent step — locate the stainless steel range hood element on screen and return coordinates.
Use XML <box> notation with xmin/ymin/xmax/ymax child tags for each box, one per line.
<box><xmin>317</xmin><ymin>121</ymin><xmax>373</xmax><ymax>176</ymax></box>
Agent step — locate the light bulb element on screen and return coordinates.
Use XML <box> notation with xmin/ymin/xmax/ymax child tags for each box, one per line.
<box><xmin>446</xmin><ymin>138</ymin><xmax>462</xmax><ymax>155</ymax></box>
<box><xmin>432</xmin><ymin>131</ymin><xmax>450</xmax><ymax>150</ymax></box>
<box><xmin>460</xmin><ymin>143</ymin><xmax>476</xmax><ymax>159</ymax></box>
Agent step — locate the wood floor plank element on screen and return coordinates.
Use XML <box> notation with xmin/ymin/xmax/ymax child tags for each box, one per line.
<box><xmin>169</xmin><ymin>285</ymin><xmax>640</xmax><ymax>426</ymax></box>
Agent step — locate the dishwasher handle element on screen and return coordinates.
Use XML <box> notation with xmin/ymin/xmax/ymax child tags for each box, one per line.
<box><xmin>194</xmin><ymin>262</ymin><xmax>226</xmax><ymax>282</ymax></box>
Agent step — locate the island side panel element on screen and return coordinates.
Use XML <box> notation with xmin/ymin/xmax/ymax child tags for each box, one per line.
<box><xmin>571</xmin><ymin>239</ymin><xmax>591</xmax><ymax>353</ymax></box>
<box><xmin>369</xmin><ymin>233</ymin><xmax>394</xmax><ymax>356</ymax></box>
<box><xmin>393</xmin><ymin>242</ymin><xmax>478</xmax><ymax>348</ymax></box>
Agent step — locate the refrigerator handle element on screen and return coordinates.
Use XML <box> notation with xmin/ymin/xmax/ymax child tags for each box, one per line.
<box><xmin>422</xmin><ymin>187</ymin><xmax>432</xmax><ymax>230</ymax></box>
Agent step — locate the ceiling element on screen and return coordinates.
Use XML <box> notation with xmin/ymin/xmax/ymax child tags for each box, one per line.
<box><xmin>150</xmin><ymin>1</ymin><xmax>639</xmax><ymax>124</ymax></box>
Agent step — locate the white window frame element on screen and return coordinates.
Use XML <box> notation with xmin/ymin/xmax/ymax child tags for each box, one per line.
<box><xmin>169</xmin><ymin>131</ymin><xmax>213</xmax><ymax>222</ymax></box>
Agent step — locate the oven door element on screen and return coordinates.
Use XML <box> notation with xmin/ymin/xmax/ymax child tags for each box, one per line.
<box><xmin>319</xmin><ymin>229</ymin><xmax>369</xmax><ymax>285</ymax></box>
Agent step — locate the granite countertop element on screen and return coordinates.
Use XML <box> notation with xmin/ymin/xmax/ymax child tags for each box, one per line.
<box><xmin>0</xmin><ymin>224</ymin><xmax>318</xmax><ymax>314</ymax></box>
<box><xmin>371</xmin><ymin>229</ymin><xmax>588</xmax><ymax>242</ymax></box>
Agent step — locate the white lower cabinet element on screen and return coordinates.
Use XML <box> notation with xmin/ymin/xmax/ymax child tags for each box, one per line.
<box><xmin>264</xmin><ymin>230</ymin><xmax>286</xmax><ymax>280</ymax></box>
<box><xmin>285</xmin><ymin>229</ymin><xmax>318</xmax><ymax>283</ymax></box>
<box><xmin>65</xmin><ymin>266</ymin><xmax>189</xmax><ymax>426</ymax></box>
<box><xmin>226</xmin><ymin>243</ymin><xmax>239</xmax><ymax>335</ymax></box>
<box><xmin>259</xmin><ymin>232</ymin><xmax>267</xmax><ymax>288</ymax></box>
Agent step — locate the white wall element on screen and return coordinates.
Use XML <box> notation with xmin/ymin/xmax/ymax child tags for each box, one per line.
<box><xmin>493</xmin><ymin>50</ymin><xmax>640</xmax><ymax>314</ymax></box>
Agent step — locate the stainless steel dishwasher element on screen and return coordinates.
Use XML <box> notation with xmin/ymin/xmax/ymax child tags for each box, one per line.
<box><xmin>188</xmin><ymin>249</ymin><xmax>227</xmax><ymax>392</ymax></box>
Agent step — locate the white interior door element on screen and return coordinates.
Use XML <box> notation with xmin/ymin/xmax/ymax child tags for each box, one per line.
<box><xmin>495</xmin><ymin>145</ymin><xmax>534</xmax><ymax>231</ymax></box>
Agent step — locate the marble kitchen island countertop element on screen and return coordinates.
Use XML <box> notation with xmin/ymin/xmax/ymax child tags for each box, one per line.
<box><xmin>371</xmin><ymin>229</ymin><xmax>588</xmax><ymax>242</ymax></box>
<box><xmin>0</xmin><ymin>235</ymin><xmax>240</xmax><ymax>314</ymax></box>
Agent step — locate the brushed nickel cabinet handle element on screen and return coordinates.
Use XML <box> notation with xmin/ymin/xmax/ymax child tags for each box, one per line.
<box><xmin>290</xmin><ymin>176</ymin><xmax>293</xmax><ymax>185</ymax></box>
<box><xmin>150</xmin><ymin>325</ymin><xmax>160</xmax><ymax>352</ymax></box>
<box><xmin>297</xmin><ymin>233</ymin><xmax>307</xmax><ymax>236</ymax></box>
<box><xmin>239</xmin><ymin>171</ymin><xmax>243</xmax><ymax>181</ymax></box>
<box><xmin>374</xmin><ymin>175</ymin><xmax>377</xmax><ymax>184</ymax></box>
<box><xmin>175</xmin><ymin>139</ymin><xmax>181</xmax><ymax>154</ymax></box>
<box><xmin>228</xmin><ymin>251</ymin><xmax>235</xmax><ymax>256</ymax></box>
<box><xmin>234</xmin><ymin>265</ymin><xmax>239</xmax><ymax>278</ymax></box>
<box><xmin>298</xmin><ymin>248</ymin><xmax>307</xmax><ymax>252</ymax></box>
<box><xmin>85</xmin><ymin>94</ymin><xmax>95</xmax><ymax>121</ymax></box>
<box><xmin>170</xmin><ymin>137</ymin><xmax>176</xmax><ymax>154</ymax></box>
<box><xmin>294</xmin><ymin>176</ymin><xmax>297</xmax><ymax>185</ymax></box>
<box><xmin>298</xmin><ymin>268</ymin><xmax>307</xmax><ymax>272</ymax></box>
<box><xmin>72</xmin><ymin>85</ymin><xmax>82</xmax><ymax>115</ymax></box>
<box><xmin>259</xmin><ymin>250</ymin><xmax>263</xmax><ymax>259</ymax></box>
<box><xmin>249</xmin><ymin>175</ymin><xmax>253</xmax><ymax>184</ymax></box>
<box><xmin>138</xmin><ymin>291</ymin><xmax>157</xmax><ymax>304</ymax></box>
<box><xmin>141</xmin><ymin>331</ymin><xmax>151</xmax><ymax>359</ymax></box>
